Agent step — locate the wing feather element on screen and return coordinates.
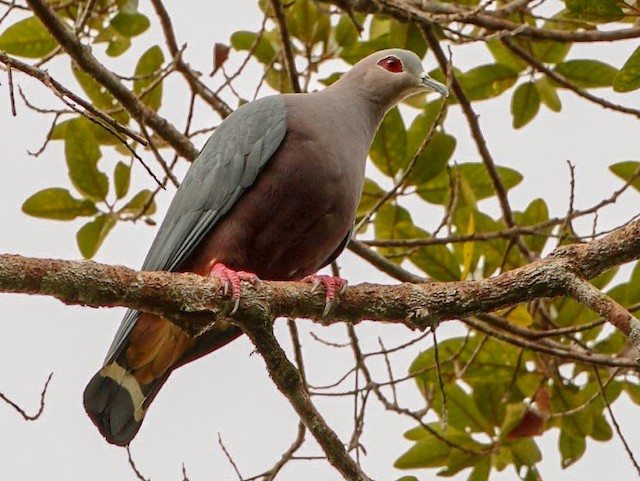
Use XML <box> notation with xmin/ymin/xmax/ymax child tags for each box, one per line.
<box><xmin>104</xmin><ymin>95</ymin><xmax>287</xmax><ymax>362</ymax></box>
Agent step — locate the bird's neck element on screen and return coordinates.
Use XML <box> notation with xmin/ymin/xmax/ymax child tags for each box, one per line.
<box><xmin>318</xmin><ymin>78</ymin><xmax>391</xmax><ymax>139</ymax></box>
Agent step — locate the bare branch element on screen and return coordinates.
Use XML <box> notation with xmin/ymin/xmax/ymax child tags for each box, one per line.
<box><xmin>1</xmin><ymin>218</ymin><xmax>640</xmax><ymax>345</ymax></box>
<box><xmin>0</xmin><ymin>372</ymin><xmax>53</xmax><ymax>421</ymax></box>
<box><xmin>0</xmin><ymin>51</ymin><xmax>146</xmax><ymax>145</ymax></box>
<box><xmin>421</xmin><ymin>25</ymin><xmax>533</xmax><ymax>262</ymax></box>
<box><xmin>149</xmin><ymin>0</ymin><xmax>233</xmax><ymax>119</ymax></box>
<box><xmin>237</xmin><ymin>318</ymin><xmax>373</xmax><ymax>481</ymax></box>
<box><xmin>319</xmin><ymin>0</ymin><xmax>640</xmax><ymax>43</ymax></box>
<box><xmin>269</xmin><ymin>0</ymin><xmax>302</xmax><ymax>93</ymax></box>
<box><xmin>502</xmin><ymin>38</ymin><xmax>640</xmax><ymax>119</ymax></box>
<box><xmin>25</xmin><ymin>0</ymin><xmax>199</xmax><ymax>159</ymax></box>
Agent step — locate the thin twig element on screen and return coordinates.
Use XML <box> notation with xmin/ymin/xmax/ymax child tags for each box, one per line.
<box><xmin>0</xmin><ymin>372</ymin><xmax>53</xmax><ymax>421</ymax></box>
<box><xmin>502</xmin><ymin>38</ymin><xmax>640</xmax><ymax>119</ymax></box>
<box><xmin>269</xmin><ymin>0</ymin><xmax>302</xmax><ymax>93</ymax></box>
<box><xmin>126</xmin><ymin>446</ymin><xmax>151</xmax><ymax>481</ymax></box>
<box><xmin>7</xmin><ymin>63</ymin><xmax>16</xmax><ymax>116</ymax></box>
<box><xmin>218</xmin><ymin>433</ymin><xmax>244</xmax><ymax>481</ymax></box>
<box><xmin>0</xmin><ymin>52</ymin><xmax>145</xmax><ymax>145</ymax></box>
<box><xmin>593</xmin><ymin>368</ymin><xmax>640</xmax><ymax>477</ymax></box>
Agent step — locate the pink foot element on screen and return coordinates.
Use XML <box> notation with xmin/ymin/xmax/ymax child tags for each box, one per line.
<box><xmin>302</xmin><ymin>274</ymin><xmax>348</xmax><ymax>317</ymax></box>
<box><xmin>209</xmin><ymin>263</ymin><xmax>260</xmax><ymax>314</ymax></box>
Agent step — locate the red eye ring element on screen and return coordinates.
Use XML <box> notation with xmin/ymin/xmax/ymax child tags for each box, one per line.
<box><xmin>377</xmin><ymin>56</ymin><xmax>404</xmax><ymax>73</ymax></box>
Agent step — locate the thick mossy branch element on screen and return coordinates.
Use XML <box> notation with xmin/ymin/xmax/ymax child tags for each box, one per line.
<box><xmin>1</xmin><ymin>218</ymin><xmax>639</xmax><ymax>344</ymax></box>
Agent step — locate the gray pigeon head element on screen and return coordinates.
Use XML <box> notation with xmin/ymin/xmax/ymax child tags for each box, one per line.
<box><xmin>336</xmin><ymin>48</ymin><xmax>449</xmax><ymax>108</ymax></box>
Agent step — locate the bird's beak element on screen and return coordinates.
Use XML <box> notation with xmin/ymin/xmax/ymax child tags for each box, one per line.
<box><xmin>420</xmin><ymin>72</ymin><xmax>449</xmax><ymax>97</ymax></box>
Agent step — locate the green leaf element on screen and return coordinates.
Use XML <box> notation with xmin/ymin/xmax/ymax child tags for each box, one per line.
<box><xmin>388</xmin><ymin>21</ymin><xmax>427</xmax><ymax>58</ymax></box>
<box><xmin>395</xmin><ymin>424</ymin><xmax>485</xmax><ymax>469</ymax></box>
<box><xmin>557</xmin><ymin>395</ymin><xmax>593</xmax><ymax>438</ymax></box>
<box><xmin>434</xmin><ymin>384</ymin><xmax>493</xmax><ymax>433</ymax></box>
<box><xmin>411</xmin><ymin>241</ymin><xmax>462</xmax><ymax>281</ymax></box>
<box><xmin>460</xmin><ymin>64</ymin><xmax>518</xmax><ymax>101</ymax></box>
<box><xmin>473</xmin><ymin>382</ymin><xmax>507</xmax><ymax>426</ymax></box>
<box><xmin>0</xmin><ymin>16</ymin><xmax>57</xmax><ymax>58</ymax></box>
<box><xmin>230</xmin><ymin>31</ymin><xmax>276</xmax><ymax>64</ymax></box>
<box><xmin>110</xmin><ymin>12</ymin><xmax>150</xmax><ymax>37</ymax></box>
<box><xmin>114</xmin><ymin>162</ymin><xmax>131</xmax><ymax>199</ymax></box>
<box><xmin>509</xmin><ymin>438</ymin><xmax>542</xmax><ymax>467</ymax></box>
<box><xmin>514</xmin><ymin>198</ymin><xmax>551</xmax><ymax>253</ymax></box>
<box><xmin>65</xmin><ymin>119</ymin><xmax>108</xmax><ymax>201</ymax></box>
<box><xmin>370</xmin><ymin>16</ymin><xmax>391</xmax><ymax>39</ymax></box>
<box><xmin>559</xmin><ymin>430</ymin><xmax>586</xmax><ymax>468</ymax></box>
<box><xmin>486</xmin><ymin>39</ymin><xmax>527</xmax><ymax>72</ymax></box>
<box><xmin>264</xmin><ymin>66</ymin><xmax>293</xmax><ymax>93</ymax></box>
<box><xmin>406</xmin><ymin>132</ymin><xmax>456</xmax><ymax>185</ymax></box>
<box><xmin>535</xmin><ymin>77</ymin><xmax>562</xmax><ymax>112</ymax></box>
<box><xmin>76</xmin><ymin>214</ymin><xmax>116</xmax><ymax>259</ymax></box>
<box><xmin>625</xmin><ymin>381</ymin><xmax>640</xmax><ymax>405</ymax></box>
<box><xmin>417</xmin><ymin>164</ymin><xmax>522</xmax><ymax>206</ymax></box>
<box><xmin>72</xmin><ymin>65</ymin><xmax>128</xmax><ymax>125</ymax></box>
<box><xmin>590</xmin><ymin>412</ymin><xmax>613</xmax><ymax>441</ymax></box>
<box><xmin>334</xmin><ymin>14</ymin><xmax>360</xmax><ymax>47</ymax></box>
<box><xmin>373</xmin><ymin>204</ymin><xmax>412</xmax><ymax>263</ymax></box>
<box><xmin>406</xmin><ymin>99</ymin><xmax>447</xmax><ymax>155</ymax></box>
<box><xmin>468</xmin><ymin>457</ymin><xmax>491</xmax><ymax>481</ymax></box>
<box><xmin>370</xmin><ymin>107</ymin><xmax>407</xmax><ymax>177</ymax></box>
<box><xmin>554</xmin><ymin>60</ymin><xmax>618</xmax><ymax>88</ymax></box>
<box><xmin>52</xmin><ymin>116</ymin><xmax>124</xmax><ymax>146</ymax></box>
<box><xmin>116</xmin><ymin>0</ymin><xmax>139</xmax><ymax>14</ymax></box>
<box><xmin>528</xmin><ymin>39</ymin><xmax>571</xmax><ymax>64</ymax></box>
<box><xmin>614</xmin><ymin>46</ymin><xmax>640</xmax><ymax>92</ymax></box>
<box><xmin>609</xmin><ymin>161</ymin><xmax>640</xmax><ymax>192</ymax></box>
<box><xmin>95</xmin><ymin>24</ymin><xmax>133</xmax><ymax>57</ymax></box>
<box><xmin>286</xmin><ymin>0</ymin><xmax>330</xmax><ymax>45</ymax></box>
<box><xmin>564</xmin><ymin>0</ymin><xmax>624</xmax><ymax>22</ymax></box>
<box><xmin>120</xmin><ymin>189</ymin><xmax>156</xmax><ymax>216</ymax></box>
<box><xmin>511</xmin><ymin>82</ymin><xmax>540</xmax><ymax>129</ymax></box>
<box><xmin>356</xmin><ymin>178</ymin><xmax>385</xmax><ymax>220</ymax></box>
<box><xmin>22</xmin><ymin>187</ymin><xmax>98</xmax><ymax>220</ymax></box>
<box><xmin>106</xmin><ymin>35</ymin><xmax>131</xmax><ymax>56</ymax></box>
<box><xmin>340</xmin><ymin>37</ymin><xmax>390</xmax><ymax>64</ymax></box>
<box><xmin>134</xmin><ymin>45</ymin><xmax>164</xmax><ymax>112</ymax></box>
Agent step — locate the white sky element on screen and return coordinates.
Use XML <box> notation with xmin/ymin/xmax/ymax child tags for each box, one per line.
<box><xmin>1</xmin><ymin>1</ymin><xmax>639</xmax><ymax>480</ymax></box>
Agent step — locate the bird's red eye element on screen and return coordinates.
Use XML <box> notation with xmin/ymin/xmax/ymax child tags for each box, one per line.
<box><xmin>377</xmin><ymin>56</ymin><xmax>404</xmax><ymax>73</ymax></box>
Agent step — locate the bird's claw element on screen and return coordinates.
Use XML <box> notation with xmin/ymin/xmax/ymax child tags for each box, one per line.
<box><xmin>309</xmin><ymin>278</ymin><xmax>322</xmax><ymax>294</ymax></box>
<box><xmin>209</xmin><ymin>263</ymin><xmax>260</xmax><ymax>314</ymax></box>
<box><xmin>302</xmin><ymin>274</ymin><xmax>348</xmax><ymax>317</ymax></box>
<box><xmin>322</xmin><ymin>298</ymin><xmax>333</xmax><ymax>318</ymax></box>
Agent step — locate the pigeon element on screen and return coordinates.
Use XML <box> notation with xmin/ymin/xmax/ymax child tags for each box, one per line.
<box><xmin>84</xmin><ymin>48</ymin><xmax>448</xmax><ymax>445</ymax></box>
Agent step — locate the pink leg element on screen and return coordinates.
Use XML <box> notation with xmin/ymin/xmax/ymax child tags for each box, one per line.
<box><xmin>301</xmin><ymin>274</ymin><xmax>348</xmax><ymax>317</ymax></box>
<box><xmin>209</xmin><ymin>263</ymin><xmax>260</xmax><ymax>314</ymax></box>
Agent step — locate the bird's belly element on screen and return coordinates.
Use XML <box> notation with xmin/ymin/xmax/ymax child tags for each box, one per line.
<box><xmin>181</xmin><ymin>148</ymin><xmax>360</xmax><ymax>281</ymax></box>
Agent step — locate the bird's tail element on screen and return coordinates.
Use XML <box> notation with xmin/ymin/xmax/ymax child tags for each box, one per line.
<box><xmin>84</xmin><ymin>315</ymin><xmax>243</xmax><ymax>446</ymax></box>
<box><xmin>83</xmin><ymin>359</ymin><xmax>170</xmax><ymax>446</ymax></box>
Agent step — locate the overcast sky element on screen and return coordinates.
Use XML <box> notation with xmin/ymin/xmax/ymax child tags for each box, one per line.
<box><xmin>1</xmin><ymin>1</ymin><xmax>639</xmax><ymax>480</ymax></box>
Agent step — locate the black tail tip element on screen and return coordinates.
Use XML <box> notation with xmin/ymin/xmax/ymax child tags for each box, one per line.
<box><xmin>83</xmin><ymin>371</ymin><xmax>144</xmax><ymax>446</ymax></box>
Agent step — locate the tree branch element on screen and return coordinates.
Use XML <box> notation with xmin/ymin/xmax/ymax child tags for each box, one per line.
<box><xmin>237</xmin><ymin>318</ymin><xmax>373</xmax><ymax>481</ymax></box>
<box><xmin>0</xmin><ymin>51</ymin><xmax>146</xmax><ymax>145</ymax></box>
<box><xmin>149</xmin><ymin>0</ymin><xmax>233</xmax><ymax>118</ymax></box>
<box><xmin>1</xmin><ymin>218</ymin><xmax>640</xmax><ymax>346</ymax></box>
<box><xmin>318</xmin><ymin>0</ymin><xmax>640</xmax><ymax>43</ymax></box>
<box><xmin>421</xmin><ymin>24</ymin><xmax>533</xmax><ymax>261</ymax></box>
<box><xmin>269</xmin><ymin>0</ymin><xmax>302</xmax><ymax>94</ymax></box>
<box><xmin>25</xmin><ymin>0</ymin><xmax>199</xmax><ymax>160</ymax></box>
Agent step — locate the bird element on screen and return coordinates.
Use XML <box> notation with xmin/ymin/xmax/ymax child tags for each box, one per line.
<box><xmin>83</xmin><ymin>48</ymin><xmax>449</xmax><ymax>446</ymax></box>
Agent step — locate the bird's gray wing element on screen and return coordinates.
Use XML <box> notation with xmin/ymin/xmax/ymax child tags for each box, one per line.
<box><xmin>104</xmin><ymin>95</ymin><xmax>287</xmax><ymax>363</ymax></box>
